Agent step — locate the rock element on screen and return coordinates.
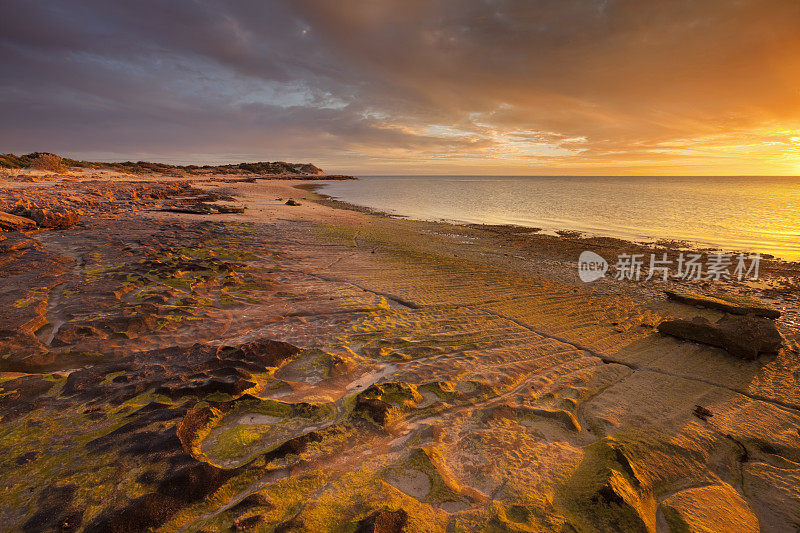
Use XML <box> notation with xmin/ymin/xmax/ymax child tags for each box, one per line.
<box><xmin>285</xmin><ymin>199</ymin><xmax>301</xmax><ymax>206</ymax></box>
<box><xmin>0</xmin><ymin>231</ymin><xmax>37</xmax><ymax>253</ymax></box>
<box><xmin>22</xmin><ymin>484</ymin><xmax>84</xmax><ymax>533</ymax></box>
<box><xmin>0</xmin><ymin>285</ymin><xmax>49</xmax><ymax>338</ymax></box>
<box><xmin>9</xmin><ymin>206</ymin><xmax>80</xmax><ymax>229</ymax></box>
<box><xmin>158</xmin><ymin>204</ymin><xmax>215</xmax><ymax>215</ymax></box>
<box><xmin>87</xmin><ymin>492</ymin><xmax>181</xmax><ymax>533</ymax></box>
<box><xmin>354</xmin><ymin>382</ymin><xmax>422</xmax><ymax>426</ymax></box>
<box><xmin>95</xmin><ymin>315</ymin><xmax>158</xmax><ymax>339</ymax></box>
<box><xmin>61</xmin><ymin>367</ymin><xmax>108</xmax><ymax>397</ymax></box>
<box><xmin>664</xmin><ymin>290</ymin><xmax>780</xmax><ymax>319</ymax></box>
<box><xmin>273</xmin><ymin>515</ymin><xmax>306</xmax><ymax>532</ymax></box>
<box><xmin>88</xmin><ymin>460</ymin><xmax>238</xmax><ymax>532</ymax></box>
<box><xmin>660</xmin><ymin>484</ymin><xmax>760</xmax><ymax>533</ymax></box>
<box><xmin>155</xmin><ymin>375</ymin><xmax>256</xmax><ymax>398</ymax></box>
<box><xmin>229</xmin><ymin>493</ymin><xmax>273</xmax><ymax>514</ymax></box>
<box><xmin>0</xmin><ymin>375</ymin><xmax>54</xmax><ymax>419</ymax></box>
<box><xmin>231</xmin><ymin>515</ymin><xmax>265</xmax><ymax>531</ymax></box>
<box><xmin>176</xmin><ymin>404</ymin><xmax>217</xmax><ymax>453</ymax></box>
<box><xmin>160</xmin><ymin>202</ymin><xmax>246</xmax><ymax>215</ymax></box>
<box><xmin>157</xmin><ymin>462</ymin><xmax>237</xmax><ymax>502</ymax></box>
<box><xmin>216</xmin><ymin>339</ymin><xmax>300</xmax><ymax>370</ymax></box>
<box><xmin>356</xmin><ymin>396</ymin><xmax>393</xmax><ymax>425</ymax></box>
<box><xmin>355</xmin><ymin>509</ymin><xmax>408</xmax><ymax>533</ymax></box>
<box><xmin>51</xmin><ymin>323</ymin><xmax>109</xmax><ymax>346</ymax></box>
<box><xmin>0</xmin><ymin>211</ymin><xmax>36</xmax><ymax>231</ymax></box>
<box><xmin>26</xmin><ymin>207</ymin><xmax>81</xmax><ymax>229</ymax></box>
<box><xmin>657</xmin><ymin>314</ymin><xmax>783</xmax><ymax>359</ymax></box>
<box><xmin>262</xmin><ymin>430</ymin><xmax>323</xmax><ymax>462</ymax></box>
<box><xmin>16</xmin><ymin>451</ymin><xmax>39</xmax><ymax>465</ymax></box>
<box><xmin>215</xmin><ymin>205</ymin><xmax>246</xmax><ymax>213</ymax></box>
<box><xmin>526</xmin><ymin>407</ymin><xmax>581</xmax><ymax>432</ymax></box>
<box><xmin>693</xmin><ymin>405</ymin><xmax>713</xmax><ymax>421</ymax></box>
<box><xmin>561</xmin><ymin>439</ymin><xmax>652</xmax><ymax>532</ymax></box>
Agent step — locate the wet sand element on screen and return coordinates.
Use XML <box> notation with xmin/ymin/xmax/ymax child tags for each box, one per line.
<box><xmin>1</xmin><ymin>170</ymin><xmax>799</xmax><ymax>531</ymax></box>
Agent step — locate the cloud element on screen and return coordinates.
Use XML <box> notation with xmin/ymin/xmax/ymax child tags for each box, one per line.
<box><xmin>0</xmin><ymin>0</ymin><xmax>798</xmax><ymax>174</ymax></box>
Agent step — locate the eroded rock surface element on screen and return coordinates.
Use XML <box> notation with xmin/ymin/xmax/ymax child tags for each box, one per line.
<box><xmin>0</xmin><ymin>210</ymin><xmax>36</xmax><ymax>231</ymax></box>
<box><xmin>12</xmin><ymin>206</ymin><xmax>81</xmax><ymax>229</ymax></box>
<box><xmin>1</xmin><ymin>174</ymin><xmax>798</xmax><ymax>531</ymax></box>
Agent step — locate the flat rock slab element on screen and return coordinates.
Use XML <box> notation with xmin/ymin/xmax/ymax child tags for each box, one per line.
<box><xmin>664</xmin><ymin>289</ymin><xmax>780</xmax><ymax>319</ymax></box>
<box><xmin>159</xmin><ymin>202</ymin><xmax>246</xmax><ymax>214</ymax></box>
<box><xmin>0</xmin><ymin>231</ymin><xmax>37</xmax><ymax>253</ymax></box>
<box><xmin>0</xmin><ymin>211</ymin><xmax>36</xmax><ymax>231</ymax></box>
<box><xmin>658</xmin><ymin>313</ymin><xmax>783</xmax><ymax>359</ymax></box>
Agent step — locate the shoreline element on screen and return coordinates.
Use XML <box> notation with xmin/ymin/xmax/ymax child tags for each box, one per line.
<box><xmin>309</xmin><ymin>177</ymin><xmax>800</xmax><ymax>263</ymax></box>
<box><xmin>302</xmin><ymin>180</ymin><xmax>800</xmax><ymax>277</ymax></box>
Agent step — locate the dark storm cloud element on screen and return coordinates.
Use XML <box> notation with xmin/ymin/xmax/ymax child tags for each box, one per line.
<box><xmin>1</xmin><ymin>0</ymin><xmax>798</xmax><ymax>173</ymax></box>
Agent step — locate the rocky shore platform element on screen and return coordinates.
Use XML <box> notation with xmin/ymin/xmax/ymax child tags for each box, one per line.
<box><xmin>1</xmin><ymin>169</ymin><xmax>799</xmax><ymax>532</ymax></box>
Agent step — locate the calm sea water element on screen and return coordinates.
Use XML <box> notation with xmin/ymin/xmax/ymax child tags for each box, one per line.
<box><xmin>321</xmin><ymin>176</ymin><xmax>800</xmax><ymax>260</ymax></box>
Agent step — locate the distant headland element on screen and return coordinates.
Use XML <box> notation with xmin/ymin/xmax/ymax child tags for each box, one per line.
<box><xmin>0</xmin><ymin>152</ymin><xmax>354</xmax><ymax>180</ymax></box>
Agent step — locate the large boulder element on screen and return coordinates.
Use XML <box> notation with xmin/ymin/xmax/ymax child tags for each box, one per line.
<box><xmin>657</xmin><ymin>313</ymin><xmax>783</xmax><ymax>359</ymax></box>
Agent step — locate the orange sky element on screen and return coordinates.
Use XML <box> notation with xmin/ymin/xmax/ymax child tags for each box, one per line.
<box><xmin>1</xmin><ymin>0</ymin><xmax>799</xmax><ymax>175</ymax></box>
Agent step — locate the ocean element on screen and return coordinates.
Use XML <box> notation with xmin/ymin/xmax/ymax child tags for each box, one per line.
<box><xmin>320</xmin><ymin>175</ymin><xmax>800</xmax><ymax>260</ymax></box>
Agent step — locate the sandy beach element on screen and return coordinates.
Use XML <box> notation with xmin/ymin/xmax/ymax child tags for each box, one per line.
<box><xmin>1</xmin><ymin>169</ymin><xmax>799</xmax><ymax>532</ymax></box>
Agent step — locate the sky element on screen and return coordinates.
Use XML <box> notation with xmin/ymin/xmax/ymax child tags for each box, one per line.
<box><xmin>1</xmin><ymin>0</ymin><xmax>799</xmax><ymax>175</ymax></box>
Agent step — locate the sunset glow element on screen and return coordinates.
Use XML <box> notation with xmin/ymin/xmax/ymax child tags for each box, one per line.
<box><xmin>1</xmin><ymin>0</ymin><xmax>799</xmax><ymax>175</ymax></box>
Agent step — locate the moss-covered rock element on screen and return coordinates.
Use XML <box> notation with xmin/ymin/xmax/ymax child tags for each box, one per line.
<box><xmin>557</xmin><ymin>438</ymin><xmax>655</xmax><ymax>532</ymax></box>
